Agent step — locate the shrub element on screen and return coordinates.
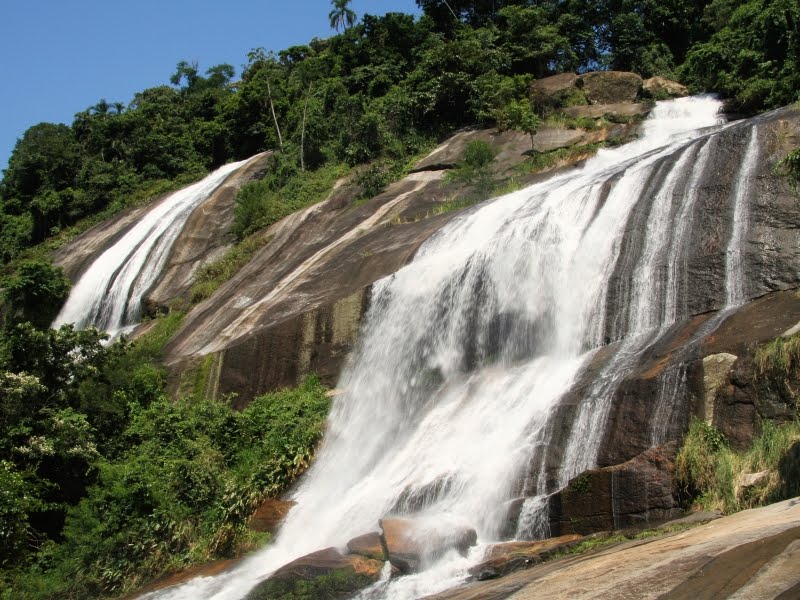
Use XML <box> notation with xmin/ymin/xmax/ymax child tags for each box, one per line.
<box><xmin>38</xmin><ymin>376</ymin><xmax>331</xmax><ymax>598</ymax></box>
<box><xmin>233</xmin><ymin>163</ymin><xmax>349</xmax><ymax>239</ymax></box>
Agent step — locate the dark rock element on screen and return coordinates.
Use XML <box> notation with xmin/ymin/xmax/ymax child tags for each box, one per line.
<box><xmin>467</xmin><ymin>535</ymin><xmax>583</xmax><ymax>580</ymax></box>
<box><xmin>347</xmin><ymin>531</ymin><xmax>385</xmax><ymax>561</ymax></box>
<box><xmin>549</xmin><ymin>444</ymin><xmax>682</xmax><ymax>536</ymax></box>
<box><xmin>498</xmin><ymin>497</ymin><xmax>526</xmax><ymax>540</ymax></box>
<box><xmin>245</xmin><ymin>547</ymin><xmax>384</xmax><ymax>600</ymax></box>
<box><xmin>581</xmin><ymin>71</ymin><xmax>643</xmax><ymax>104</ymax></box>
<box><xmin>411</xmin><ymin>128</ymin><xmax>530</xmax><ymax>173</ymax></box>
<box><xmin>380</xmin><ymin>517</ymin><xmax>477</xmax><ymax>573</ymax></box>
<box><xmin>530</xmin><ymin>73</ymin><xmax>586</xmax><ymax>112</ymax></box>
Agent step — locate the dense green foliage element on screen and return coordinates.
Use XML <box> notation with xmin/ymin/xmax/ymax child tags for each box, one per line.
<box><xmin>680</xmin><ymin>0</ymin><xmax>800</xmax><ymax>111</ymax></box>
<box><xmin>0</xmin><ymin>311</ymin><xmax>330</xmax><ymax>598</ymax></box>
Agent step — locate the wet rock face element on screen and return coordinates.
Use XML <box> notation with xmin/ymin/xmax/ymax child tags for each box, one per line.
<box><xmin>548</xmin><ymin>443</ymin><xmax>681</xmax><ymax>536</ymax></box>
<box><xmin>144</xmin><ymin>153</ymin><xmax>272</xmax><ymax>314</ymax></box>
<box><xmin>346</xmin><ymin>531</ymin><xmax>385</xmax><ymax>562</ymax></box>
<box><xmin>164</xmin><ymin>125</ymin><xmax>555</xmax><ymax>404</ymax></box>
<box><xmin>379</xmin><ymin>517</ymin><xmax>478</xmax><ymax>573</ymax></box>
<box><xmin>467</xmin><ymin>535</ymin><xmax>583</xmax><ymax>581</ymax></box>
<box><xmin>247</xmin><ymin>498</ymin><xmax>295</xmax><ymax>535</ymax></box>
<box><xmin>52</xmin><ymin>154</ymin><xmax>271</xmax><ymax>289</ymax></box>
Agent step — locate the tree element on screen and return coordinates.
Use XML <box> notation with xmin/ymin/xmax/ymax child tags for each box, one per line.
<box><xmin>329</xmin><ymin>0</ymin><xmax>357</xmax><ymax>32</ymax></box>
<box><xmin>1</xmin><ymin>260</ymin><xmax>71</xmax><ymax>329</ymax></box>
<box><xmin>495</xmin><ymin>99</ymin><xmax>540</xmax><ymax>148</ymax></box>
<box><xmin>681</xmin><ymin>0</ymin><xmax>800</xmax><ymax>110</ymax></box>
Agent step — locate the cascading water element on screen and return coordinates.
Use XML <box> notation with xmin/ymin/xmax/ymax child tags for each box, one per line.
<box><xmin>145</xmin><ymin>96</ymin><xmax>765</xmax><ymax>600</ymax></box>
<box><xmin>53</xmin><ymin>158</ymin><xmax>253</xmax><ymax>336</ymax></box>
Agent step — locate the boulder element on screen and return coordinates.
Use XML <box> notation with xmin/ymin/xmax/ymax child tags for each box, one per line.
<box><xmin>562</xmin><ymin>103</ymin><xmax>650</xmax><ymax>121</ymax></box>
<box><xmin>702</xmin><ymin>353</ymin><xmax>738</xmax><ymax>424</ymax></box>
<box><xmin>245</xmin><ymin>547</ymin><xmax>385</xmax><ymax>600</ymax></box>
<box><xmin>347</xmin><ymin>531</ymin><xmax>386</xmax><ymax>561</ymax></box>
<box><xmin>642</xmin><ymin>76</ymin><xmax>689</xmax><ymax>99</ymax></box>
<box><xmin>548</xmin><ymin>443</ymin><xmax>682</xmax><ymax>536</ymax></box>
<box><xmin>739</xmin><ymin>470</ymin><xmax>770</xmax><ymax>489</ymax></box>
<box><xmin>248</xmin><ymin>498</ymin><xmax>295</xmax><ymax>534</ymax></box>
<box><xmin>380</xmin><ymin>517</ymin><xmax>478</xmax><ymax>573</ymax></box>
<box><xmin>468</xmin><ymin>535</ymin><xmax>584</xmax><ymax>580</ymax></box>
<box><xmin>530</xmin><ymin>73</ymin><xmax>586</xmax><ymax>111</ymax></box>
<box><xmin>581</xmin><ymin>71</ymin><xmax>643</xmax><ymax>104</ymax></box>
<box><xmin>532</xmin><ymin>73</ymin><xmax>580</xmax><ymax>96</ymax></box>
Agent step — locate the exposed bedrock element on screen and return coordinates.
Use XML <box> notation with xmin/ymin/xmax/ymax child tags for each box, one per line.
<box><xmin>167</xmin><ymin>107</ymin><xmax>800</xmax><ymax>406</ymax></box>
<box><xmin>427</xmin><ymin>500</ymin><xmax>800</xmax><ymax>600</ymax></box>
<box><xmin>243</xmin><ymin>546</ymin><xmax>387</xmax><ymax>600</ymax></box>
<box><xmin>547</xmin><ymin>443</ymin><xmax>682</xmax><ymax>536</ymax></box>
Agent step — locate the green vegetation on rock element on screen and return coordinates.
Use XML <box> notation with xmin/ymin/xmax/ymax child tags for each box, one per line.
<box><xmin>246</xmin><ymin>569</ymin><xmax>375</xmax><ymax>600</ymax></box>
<box><xmin>233</xmin><ymin>161</ymin><xmax>350</xmax><ymax>240</ymax></box>
<box><xmin>675</xmin><ymin>417</ymin><xmax>800</xmax><ymax>513</ymax></box>
<box><xmin>188</xmin><ymin>235</ymin><xmax>272</xmax><ymax>305</ymax></box>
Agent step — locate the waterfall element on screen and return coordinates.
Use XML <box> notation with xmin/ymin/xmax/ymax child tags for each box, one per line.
<box><xmin>53</xmin><ymin>158</ymin><xmax>252</xmax><ymax>336</ymax></box>
<box><xmin>143</xmin><ymin>96</ymin><xmax>765</xmax><ymax>600</ymax></box>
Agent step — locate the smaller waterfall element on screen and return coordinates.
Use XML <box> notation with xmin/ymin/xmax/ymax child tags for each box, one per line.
<box><xmin>725</xmin><ymin>127</ymin><xmax>760</xmax><ymax>307</ymax></box>
<box><xmin>54</xmin><ymin>158</ymin><xmax>252</xmax><ymax>336</ymax></box>
<box><xmin>650</xmin><ymin>364</ymin><xmax>688</xmax><ymax>446</ymax></box>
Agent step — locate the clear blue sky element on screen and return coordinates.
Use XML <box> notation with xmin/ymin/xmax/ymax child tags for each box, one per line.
<box><xmin>0</xmin><ymin>0</ymin><xmax>420</xmax><ymax>174</ymax></box>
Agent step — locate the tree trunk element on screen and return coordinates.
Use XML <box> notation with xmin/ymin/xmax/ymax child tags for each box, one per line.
<box><xmin>266</xmin><ymin>78</ymin><xmax>283</xmax><ymax>150</ymax></box>
<box><xmin>300</xmin><ymin>82</ymin><xmax>313</xmax><ymax>172</ymax></box>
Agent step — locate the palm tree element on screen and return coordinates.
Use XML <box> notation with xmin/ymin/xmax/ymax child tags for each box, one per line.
<box><xmin>329</xmin><ymin>0</ymin><xmax>356</xmax><ymax>32</ymax></box>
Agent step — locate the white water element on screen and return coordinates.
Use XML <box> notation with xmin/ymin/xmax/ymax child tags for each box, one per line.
<box><xmin>725</xmin><ymin>127</ymin><xmax>760</xmax><ymax>307</ymax></box>
<box><xmin>53</xmin><ymin>158</ymin><xmax>252</xmax><ymax>336</ymax></box>
<box><xmin>144</xmin><ymin>97</ymin><xmax>763</xmax><ymax>600</ymax></box>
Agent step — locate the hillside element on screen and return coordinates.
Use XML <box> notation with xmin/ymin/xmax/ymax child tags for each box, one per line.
<box><xmin>1</xmin><ymin>2</ymin><xmax>800</xmax><ymax>599</ymax></box>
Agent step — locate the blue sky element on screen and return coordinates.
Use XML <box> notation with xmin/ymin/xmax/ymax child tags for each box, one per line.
<box><xmin>0</xmin><ymin>0</ymin><xmax>420</xmax><ymax>173</ymax></box>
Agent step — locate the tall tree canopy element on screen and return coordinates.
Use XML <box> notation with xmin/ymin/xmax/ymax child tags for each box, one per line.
<box><xmin>329</xmin><ymin>0</ymin><xmax>357</xmax><ymax>31</ymax></box>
